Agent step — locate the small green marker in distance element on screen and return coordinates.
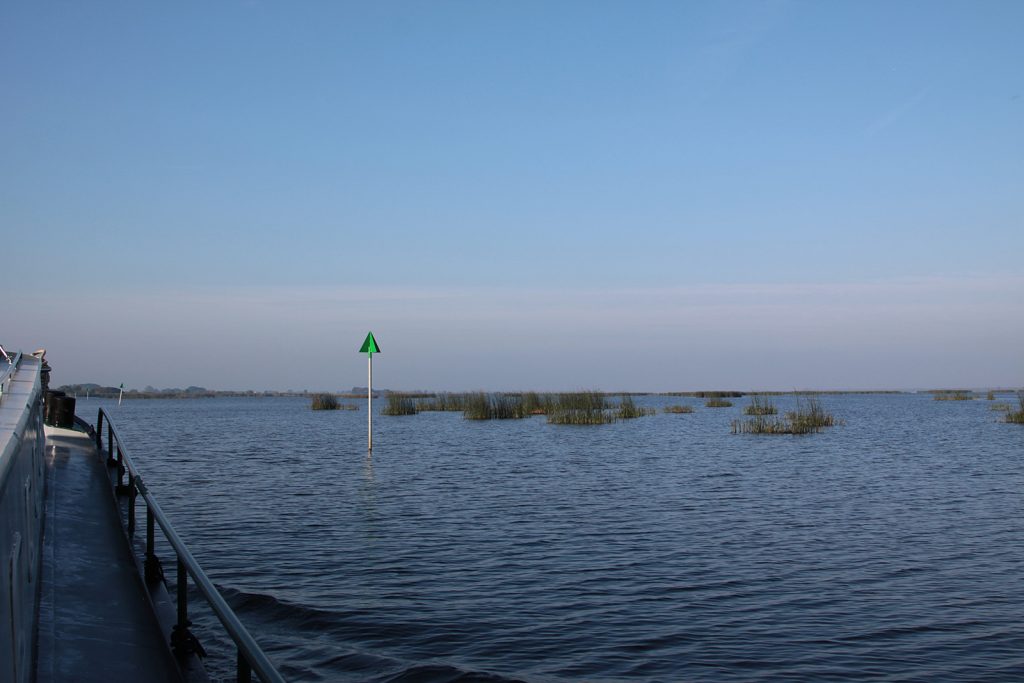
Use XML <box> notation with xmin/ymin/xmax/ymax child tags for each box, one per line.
<box><xmin>359</xmin><ymin>332</ymin><xmax>381</xmax><ymax>451</ymax></box>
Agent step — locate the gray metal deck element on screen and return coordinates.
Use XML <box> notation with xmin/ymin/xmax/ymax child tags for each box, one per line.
<box><xmin>35</xmin><ymin>425</ymin><xmax>182</xmax><ymax>683</ymax></box>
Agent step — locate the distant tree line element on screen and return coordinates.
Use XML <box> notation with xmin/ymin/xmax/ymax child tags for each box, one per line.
<box><xmin>56</xmin><ymin>384</ymin><xmax>314</xmax><ymax>399</ymax></box>
<box><xmin>55</xmin><ymin>384</ymin><xmax>431</xmax><ymax>400</ymax></box>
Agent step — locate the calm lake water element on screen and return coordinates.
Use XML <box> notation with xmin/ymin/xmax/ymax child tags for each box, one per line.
<box><xmin>79</xmin><ymin>394</ymin><xmax>1024</xmax><ymax>682</ymax></box>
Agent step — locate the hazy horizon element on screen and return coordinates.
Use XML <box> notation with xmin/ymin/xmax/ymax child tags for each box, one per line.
<box><xmin>51</xmin><ymin>384</ymin><xmax>1024</xmax><ymax>395</ymax></box>
<box><xmin>4</xmin><ymin>2</ymin><xmax>1022</xmax><ymax>391</ymax></box>
<box><xmin>18</xmin><ymin>275</ymin><xmax>1023</xmax><ymax>394</ymax></box>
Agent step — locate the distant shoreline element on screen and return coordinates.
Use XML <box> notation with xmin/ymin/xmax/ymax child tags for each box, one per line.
<box><xmin>54</xmin><ymin>385</ymin><xmax>1021</xmax><ymax>400</ymax></box>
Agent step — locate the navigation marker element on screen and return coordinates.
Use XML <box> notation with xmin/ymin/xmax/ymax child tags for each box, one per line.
<box><xmin>118</xmin><ymin>382</ymin><xmax>124</xmax><ymax>406</ymax></box>
<box><xmin>359</xmin><ymin>332</ymin><xmax>381</xmax><ymax>451</ymax></box>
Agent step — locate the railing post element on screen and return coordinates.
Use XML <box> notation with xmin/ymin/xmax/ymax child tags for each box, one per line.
<box><xmin>144</xmin><ymin>506</ymin><xmax>161</xmax><ymax>584</ymax></box>
<box><xmin>177</xmin><ymin>557</ymin><xmax>187</xmax><ymax>627</ymax></box>
<box><xmin>238</xmin><ymin>649</ymin><xmax>252</xmax><ymax>683</ymax></box>
<box><xmin>106</xmin><ymin>424</ymin><xmax>115</xmax><ymax>466</ymax></box>
<box><xmin>127</xmin><ymin>474</ymin><xmax>137</xmax><ymax>534</ymax></box>
<box><xmin>115</xmin><ymin>446</ymin><xmax>127</xmax><ymax>492</ymax></box>
<box><xmin>172</xmin><ymin>557</ymin><xmax>193</xmax><ymax>658</ymax></box>
<box><xmin>96</xmin><ymin>409</ymin><xmax>104</xmax><ymax>448</ymax></box>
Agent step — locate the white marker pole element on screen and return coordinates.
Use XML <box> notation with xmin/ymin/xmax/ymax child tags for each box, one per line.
<box><xmin>118</xmin><ymin>385</ymin><xmax>124</xmax><ymax>406</ymax></box>
<box><xmin>359</xmin><ymin>332</ymin><xmax>380</xmax><ymax>452</ymax></box>
<box><xmin>367</xmin><ymin>353</ymin><xmax>373</xmax><ymax>451</ymax></box>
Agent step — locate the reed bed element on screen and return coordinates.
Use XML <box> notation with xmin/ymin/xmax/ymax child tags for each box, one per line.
<box><xmin>705</xmin><ymin>398</ymin><xmax>733</xmax><ymax>408</ymax></box>
<box><xmin>695</xmin><ymin>391</ymin><xmax>744</xmax><ymax>398</ymax></box>
<box><xmin>934</xmin><ymin>391</ymin><xmax>974</xmax><ymax>401</ymax></box>
<box><xmin>462</xmin><ymin>392</ymin><xmax>529</xmax><ymax>420</ymax></box>
<box><xmin>990</xmin><ymin>402</ymin><xmax>1012</xmax><ymax>412</ymax></box>
<box><xmin>463</xmin><ymin>392</ymin><xmax>491</xmax><ymax>420</ymax></box>
<box><xmin>1006</xmin><ymin>394</ymin><xmax>1024</xmax><ymax>424</ymax></box>
<box><xmin>743</xmin><ymin>395</ymin><xmax>778</xmax><ymax>416</ymax></box>
<box><xmin>310</xmin><ymin>393</ymin><xmax>342</xmax><ymax>410</ymax></box>
<box><xmin>546</xmin><ymin>391</ymin><xmax>614</xmax><ymax>425</ymax></box>
<box><xmin>987</xmin><ymin>390</ymin><xmax>995</xmax><ymax>401</ymax></box>
<box><xmin>382</xmin><ymin>393</ymin><xmax>419</xmax><ymax>416</ymax></box>
<box><xmin>417</xmin><ymin>392</ymin><xmax>467</xmax><ymax>412</ymax></box>
<box><xmin>731</xmin><ymin>416</ymin><xmax>821</xmax><ymax>435</ymax></box>
<box><xmin>732</xmin><ymin>397</ymin><xmax>839</xmax><ymax>435</ymax></box>
<box><xmin>521</xmin><ymin>391</ymin><xmax>550</xmax><ymax>415</ymax></box>
<box><xmin>786</xmin><ymin>397</ymin><xmax>838</xmax><ymax>429</ymax></box>
<box><xmin>616</xmin><ymin>395</ymin><xmax>655</xmax><ymax>420</ymax></box>
<box><xmin>664</xmin><ymin>405</ymin><xmax>695</xmax><ymax>414</ymax></box>
<box><xmin>492</xmin><ymin>394</ymin><xmax>529</xmax><ymax>419</ymax></box>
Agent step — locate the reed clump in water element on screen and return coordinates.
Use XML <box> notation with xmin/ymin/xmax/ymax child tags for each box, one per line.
<box><xmin>731</xmin><ymin>416</ymin><xmax>820</xmax><ymax>435</ymax></box>
<box><xmin>616</xmin><ymin>395</ymin><xmax>655</xmax><ymax>420</ymax></box>
<box><xmin>382</xmin><ymin>393</ymin><xmax>419</xmax><ymax>416</ymax></box>
<box><xmin>462</xmin><ymin>393</ymin><xmax>529</xmax><ymax>420</ymax></box>
<box><xmin>732</xmin><ymin>397</ymin><xmax>839</xmax><ymax>435</ymax></box>
<box><xmin>990</xmin><ymin>402</ymin><xmax>1012</xmax><ymax>412</ymax></box>
<box><xmin>934</xmin><ymin>391</ymin><xmax>974</xmax><ymax>401</ymax></box>
<box><xmin>1006</xmin><ymin>393</ymin><xmax>1024</xmax><ymax>424</ymax></box>
<box><xmin>463</xmin><ymin>392</ymin><xmax>491</xmax><ymax>419</ymax></box>
<box><xmin>311</xmin><ymin>393</ymin><xmax>345</xmax><ymax>410</ymax></box>
<box><xmin>492</xmin><ymin>394</ymin><xmax>529</xmax><ymax>419</ymax></box>
<box><xmin>521</xmin><ymin>391</ymin><xmax>550</xmax><ymax>415</ymax></box>
<box><xmin>664</xmin><ymin>404</ymin><xmax>695</xmax><ymax>414</ymax></box>
<box><xmin>987</xmin><ymin>390</ymin><xmax>995</xmax><ymax>401</ymax></box>
<box><xmin>546</xmin><ymin>391</ymin><xmax>614</xmax><ymax>425</ymax></box>
<box><xmin>417</xmin><ymin>392</ymin><xmax>467</xmax><ymax>412</ymax></box>
<box><xmin>786</xmin><ymin>397</ymin><xmax>838</xmax><ymax>429</ymax></box>
<box><xmin>743</xmin><ymin>395</ymin><xmax>778</xmax><ymax>416</ymax></box>
<box><xmin>705</xmin><ymin>398</ymin><xmax>733</xmax><ymax>408</ymax></box>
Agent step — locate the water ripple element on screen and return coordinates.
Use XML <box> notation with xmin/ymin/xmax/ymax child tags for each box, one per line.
<box><xmin>96</xmin><ymin>394</ymin><xmax>1024</xmax><ymax>681</ymax></box>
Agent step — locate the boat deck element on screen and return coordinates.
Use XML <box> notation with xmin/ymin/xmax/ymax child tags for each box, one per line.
<box><xmin>36</xmin><ymin>425</ymin><xmax>182</xmax><ymax>683</ymax></box>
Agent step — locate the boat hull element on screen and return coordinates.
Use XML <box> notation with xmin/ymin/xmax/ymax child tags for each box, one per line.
<box><xmin>0</xmin><ymin>355</ymin><xmax>44</xmax><ymax>683</ymax></box>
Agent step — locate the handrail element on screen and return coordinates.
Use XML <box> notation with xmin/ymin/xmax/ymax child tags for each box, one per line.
<box><xmin>0</xmin><ymin>350</ymin><xmax>23</xmax><ymax>404</ymax></box>
<box><xmin>96</xmin><ymin>407</ymin><xmax>284</xmax><ymax>683</ymax></box>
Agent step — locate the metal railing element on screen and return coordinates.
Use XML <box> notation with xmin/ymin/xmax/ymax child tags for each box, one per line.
<box><xmin>0</xmin><ymin>351</ymin><xmax>23</xmax><ymax>404</ymax></box>
<box><xmin>95</xmin><ymin>407</ymin><xmax>284</xmax><ymax>683</ymax></box>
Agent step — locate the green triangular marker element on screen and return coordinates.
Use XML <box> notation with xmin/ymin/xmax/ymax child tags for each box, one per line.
<box><xmin>359</xmin><ymin>332</ymin><xmax>381</xmax><ymax>355</ymax></box>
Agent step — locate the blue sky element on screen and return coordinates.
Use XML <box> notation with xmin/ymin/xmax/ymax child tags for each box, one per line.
<box><xmin>3</xmin><ymin>1</ymin><xmax>1022</xmax><ymax>390</ymax></box>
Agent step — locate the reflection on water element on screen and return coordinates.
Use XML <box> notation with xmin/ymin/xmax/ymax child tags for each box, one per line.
<box><xmin>99</xmin><ymin>395</ymin><xmax>1024</xmax><ymax>682</ymax></box>
<box><xmin>359</xmin><ymin>453</ymin><xmax>380</xmax><ymax>540</ymax></box>
<box><xmin>363</xmin><ymin>453</ymin><xmax>375</xmax><ymax>486</ymax></box>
